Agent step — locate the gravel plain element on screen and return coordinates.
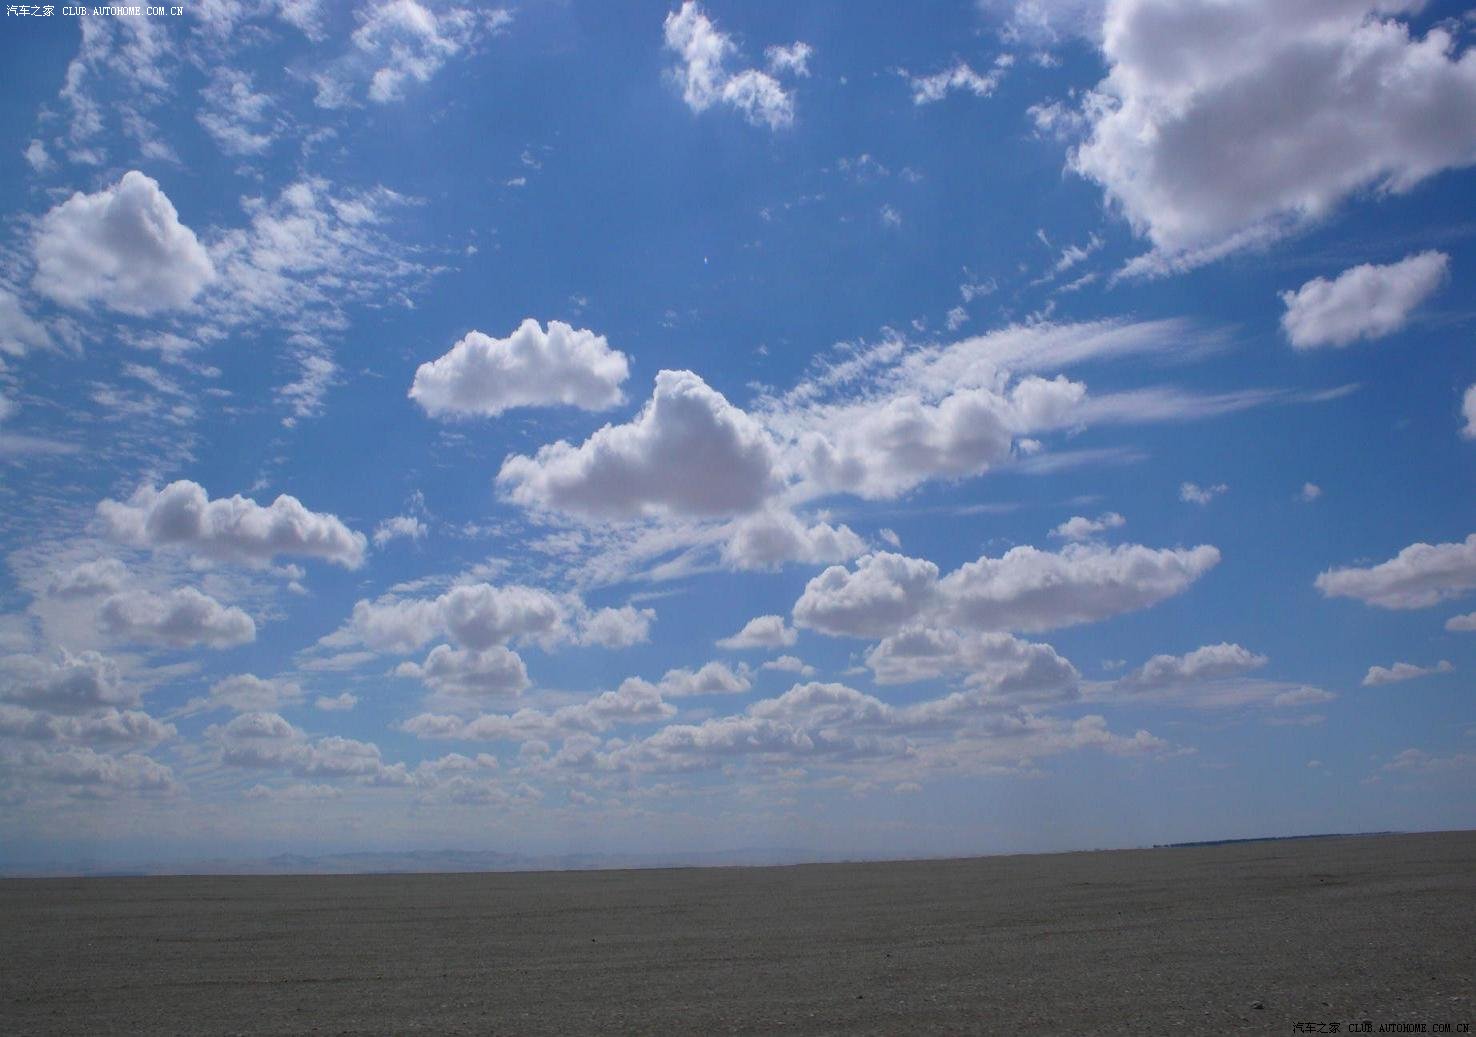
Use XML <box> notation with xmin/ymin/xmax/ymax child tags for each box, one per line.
<box><xmin>2</xmin><ymin>831</ymin><xmax>1472</xmax><ymax>1035</ymax></box>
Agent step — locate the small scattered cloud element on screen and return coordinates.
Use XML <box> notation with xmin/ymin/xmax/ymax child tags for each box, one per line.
<box><xmin>1280</xmin><ymin>252</ymin><xmax>1448</xmax><ymax>350</ymax></box>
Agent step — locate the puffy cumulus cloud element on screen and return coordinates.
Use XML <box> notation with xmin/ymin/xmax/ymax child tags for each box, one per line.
<box><xmin>325</xmin><ymin>581</ymin><xmax>641</xmax><ymax>656</ymax></box>
<box><xmin>372</xmin><ymin>515</ymin><xmax>427</xmax><ymax>547</ymax></box>
<box><xmin>1117</xmin><ymin>643</ymin><xmax>1267</xmax><ymax>691</ymax></box>
<box><xmin>0</xmin><ymin>286</ymin><xmax>54</xmax><ymax>356</ymax></box>
<box><xmin>404</xmin><ymin>678</ymin><xmax>676</xmax><ymax>744</ymax></box>
<box><xmin>1300</xmin><ymin>483</ymin><xmax>1323</xmax><ymax>503</ymax></box>
<box><xmin>22</xmin><ymin>745</ymin><xmax>175</xmax><ymax>793</ymax></box>
<box><xmin>575</xmin><ymin>605</ymin><xmax>655</xmax><ymax>649</ymax></box>
<box><xmin>793</xmin><ymin>553</ymin><xmax>942</xmax><ymax>639</ymax></box>
<box><xmin>1091</xmin><ymin>642</ymin><xmax>1334</xmax><ymax>711</ymax></box>
<box><xmin>716</xmin><ymin>614</ymin><xmax>797</xmax><ymax>650</ymax></box>
<box><xmin>0</xmin><ymin>704</ymin><xmax>174</xmax><ymax>747</ymax></box>
<box><xmin>0</xmin><ymin>650</ymin><xmax>138</xmax><ymax>713</ymax></box>
<box><xmin>1051</xmin><ymin>512</ymin><xmax>1124</xmax><ymax>541</ymax></box>
<box><xmin>864</xmin><ymin>629</ymin><xmax>1079</xmax><ymax>702</ymax></box>
<box><xmin>409</xmin><ymin>319</ymin><xmax>629</xmax><ymax>419</ymax></box>
<box><xmin>315</xmin><ymin>692</ymin><xmax>358</xmax><ymax>712</ymax></box>
<box><xmin>394</xmin><ymin>644</ymin><xmax>530</xmax><ymax>701</ymax></box>
<box><xmin>1315</xmin><ymin>533</ymin><xmax>1476</xmax><ymax>609</ymax></box>
<box><xmin>97</xmin><ymin>587</ymin><xmax>256</xmax><ymax>649</ymax></box>
<box><xmin>940</xmin><ymin>543</ymin><xmax>1220</xmax><ymax>633</ymax></box>
<box><xmin>795</xmin><ymin>543</ymin><xmax>1219</xmax><ymax>639</ymax></box>
<box><xmin>599</xmin><ymin>685</ymin><xmax>1179</xmax><ymax>776</ymax></box>
<box><xmin>1446</xmin><ymin>612</ymin><xmax>1476</xmax><ymax>633</ymax></box>
<box><xmin>46</xmin><ymin>558</ymin><xmax>128</xmax><ymax>599</ymax></box>
<box><xmin>498</xmin><ymin>370</ymin><xmax>781</xmax><ymax>521</ymax></box>
<box><xmin>647</xmin><ymin>661</ymin><xmax>751</xmax><ymax>698</ymax></box>
<box><xmin>719</xmin><ymin>509</ymin><xmax>865</xmax><ymax>571</ymax></box>
<box><xmin>1070</xmin><ymin>1</ymin><xmax>1476</xmax><ymax>267</ymax></box>
<box><xmin>905</xmin><ymin>57</ymin><xmax>1010</xmax><ymax>104</ymax></box>
<box><xmin>98</xmin><ymin>480</ymin><xmax>367</xmax><ymax>570</ymax></box>
<box><xmin>1362</xmin><ymin>660</ymin><xmax>1454</xmax><ymax>687</ymax></box>
<box><xmin>794</xmin><ymin>377</ymin><xmax>1085</xmax><ymax>500</ymax></box>
<box><xmin>179</xmin><ymin>674</ymin><xmax>305</xmax><ymax>716</ymax></box>
<box><xmin>663</xmin><ymin>1</ymin><xmax>799</xmax><ymax>130</ymax></box>
<box><xmin>31</xmin><ymin>171</ymin><xmax>214</xmax><ymax>316</ymax></box>
<box><xmin>1279</xmin><ymin>252</ymin><xmax>1448</xmax><ymax>350</ymax></box>
<box><xmin>208</xmin><ymin>711</ymin><xmax>389</xmax><ymax>779</ymax></box>
<box><xmin>1462</xmin><ymin>386</ymin><xmax>1476</xmax><ymax>440</ymax></box>
<box><xmin>761</xmin><ymin>655</ymin><xmax>815</xmax><ymax>676</ymax></box>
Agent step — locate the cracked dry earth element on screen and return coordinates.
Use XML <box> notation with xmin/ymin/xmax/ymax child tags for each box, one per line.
<box><xmin>2</xmin><ymin>831</ymin><xmax>1472</xmax><ymax>1034</ymax></box>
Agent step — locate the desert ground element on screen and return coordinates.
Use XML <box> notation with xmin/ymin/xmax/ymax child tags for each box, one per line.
<box><xmin>2</xmin><ymin>831</ymin><xmax>1472</xmax><ymax>1034</ymax></box>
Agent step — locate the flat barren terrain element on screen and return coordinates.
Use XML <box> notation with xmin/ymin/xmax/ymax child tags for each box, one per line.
<box><xmin>2</xmin><ymin>831</ymin><xmax>1472</xmax><ymax>1034</ymax></box>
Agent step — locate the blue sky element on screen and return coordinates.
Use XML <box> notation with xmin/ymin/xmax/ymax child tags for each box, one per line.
<box><xmin>1</xmin><ymin>0</ymin><xmax>1474</xmax><ymax>869</ymax></box>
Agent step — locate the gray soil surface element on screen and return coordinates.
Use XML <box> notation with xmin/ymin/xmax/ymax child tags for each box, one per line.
<box><xmin>2</xmin><ymin>831</ymin><xmax>1473</xmax><ymax>1035</ymax></box>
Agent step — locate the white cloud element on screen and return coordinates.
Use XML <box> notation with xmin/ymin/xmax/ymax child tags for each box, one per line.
<box><xmin>23</xmin><ymin>745</ymin><xmax>175</xmax><ymax>793</ymax></box>
<box><xmin>717</xmin><ymin>614</ymin><xmax>797</xmax><ymax>650</ymax></box>
<box><xmin>1051</xmin><ymin>511</ymin><xmax>1124</xmax><ymax>541</ymax></box>
<box><xmin>1382</xmin><ymin>748</ymin><xmax>1476</xmax><ymax>776</ymax></box>
<box><xmin>1299</xmin><ymin>483</ymin><xmax>1323</xmax><ymax>503</ymax></box>
<box><xmin>410</xmin><ymin>319</ymin><xmax>629</xmax><ymax>418</ymax></box>
<box><xmin>795</xmin><ymin>542</ymin><xmax>1219</xmax><ymax>639</ymax></box>
<box><xmin>98</xmin><ymin>480</ymin><xmax>367</xmax><ymax>569</ymax></box>
<box><xmin>316</xmin><ymin>692</ymin><xmax>358</xmax><ymax>712</ymax></box>
<box><xmin>326</xmin><ymin>581</ymin><xmax>581</xmax><ymax>656</ymax></box>
<box><xmin>761</xmin><ymin>655</ymin><xmax>815</xmax><ymax>676</ymax></box>
<box><xmin>1462</xmin><ymin>385</ymin><xmax>1476</xmax><ymax>440</ymax></box>
<box><xmin>906</xmin><ymin>58</ymin><xmax>1008</xmax><ymax>104</ymax></box>
<box><xmin>32</xmin><ymin>171</ymin><xmax>215</xmax><ymax>316</ymax></box>
<box><xmin>198</xmin><ymin>67</ymin><xmax>278</xmax><ymax>156</ymax></box>
<box><xmin>864</xmin><ymin>628</ymin><xmax>1079</xmax><ymax>703</ymax></box>
<box><xmin>1279</xmin><ymin>252</ymin><xmax>1448</xmax><ymax>349</ymax></box>
<box><xmin>663</xmin><ymin>2</ymin><xmax>796</xmax><ymax>130</ymax></box>
<box><xmin>46</xmin><ymin>558</ymin><xmax>128</xmax><ymax>599</ymax></box>
<box><xmin>0</xmin><ymin>650</ymin><xmax>139</xmax><ymax>713</ymax></box>
<box><xmin>1090</xmin><ymin>642</ymin><xmax>1335</xmax><ymax>711</ymax></box>
<box><xmin>1179</xmin><ymin>481</ymin><xmax>1226</xmax><ymax>506</ymax></box>
<box><xmin>208</xmin><ymin>711</ymin><xmax>389</xmax><ymax>779</ymax></box>
<box><xmin>97</xmin><ymin>587</ymin><xmax>256</xmax><ymax>649</ymax></box>
<box><xmin>793</xmin><ymin>552</ymin><xmax>941</xmax><ymax>639</ymax></box>
<box><xmin>1117</xmin><ymin>643</ymin><xmax>1268</xmax><ymax>691</ymax></box>
<box><xmin>1316</xmin><ymin>533</ymin><xmax>1476</xmax><ymax>609</ymax></box>
<box><xmin>575</xmin><ymin>605</ymin><xmax>655</xmax><ymax>648</ymax></box>
<box><xmin>0</xmin><ymin>705</ymin><xmax>174</xmax><ymax>747</ymax></box>
<box><xmin>719</xmin><ymin>509</ymin><xmax>865</xmax><ymax>571</ymax></box>
<box><xmin>23</xmin><ymin>139</ymin><xmax>52</xmax><ymax>173</ymax></box>
<box><xmin>791</xmin><ymin>376</ymin><xmax>1085</xmax><ymax>500</ymax></box>
<box><xmin>395</xmin><ymin>644</ymin><xmax>530</xmax><ymax>701</ymax></box>
<box><xmin>313</xmin><ymin>1</ymin><xmax>509</xmax><ymax>108</ymax></box>
<box><xmin>1362</xmin><ymin>660</ymin><xmax>1453</xmax><ymax>687</ymax></box>
<box><xmin>405</xmin><ymin>678</ymin><xmax>676</xmax><ymax>744</ymax></box>
<box><xmin>0</xmin><ymin>287</ymin><xmax>54</xmax><ymax>356</ymax></box>
<box><xmin>1070</xmin><ymin>1</ymin><xmax>1476</xmax><ymax>267</ymax></box>
<box><xmin>498</xmin><ymin>370</ymin><xmax>781</xmax><ymax>521</ymax></box>
<box><xmin>648</xmin><ymin>661</ymin><xmax>751</xmax><ymax>698</ymax></box>
<box><xmin>373</xmin><ymin>515</ymin><xmax>427</xmax><ymax>547</ymax></box>
<box><xmin>765</xmin><ymin>41</ymin><xmax>812</xmax><ymax>77</ymax></box>
<box><xmin>182</xmin><ymin>674</ymin><xmax>305</xmax><ymax>715</ymax></box>
<box><xmin>1446</xmin><ymin>612</ymin><xmax>1476</xmax><ymax>633</ymax></box>
<box><xmin>939</xmin><ymin>542</ymin><xmax>1220</xmax><ymax>633</ymax></box>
